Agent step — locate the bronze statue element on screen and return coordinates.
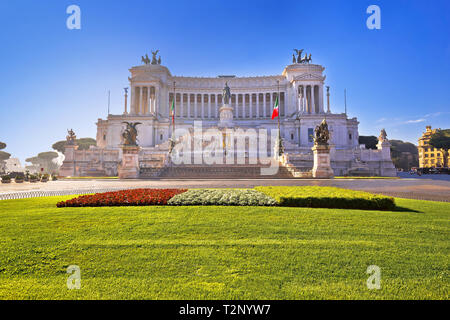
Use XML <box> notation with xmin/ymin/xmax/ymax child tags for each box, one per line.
<box><xmin>292</xmin><ymin>53</ymin><xmax>296</xmax><ymax>64</ymax></box>
<box><xmin>141</xmin><ymin>54</ymin><xmax>150</xmax><ymax>65</ymax></box>
<box><xmin>379</xmin><ymin>128</ymin><xmax>387</xmax><ymax>142</ymax></box>
<box><xmin>151</xmin><ymin>50</ymin><xmax>159</xmax><ymax>65</ymax></box>
<box><xmin>122</xmin><ymin>122</ymin><xmax>141</xmax><ymax>146</ymax></box>
<box><xmin>293</xmin><ymin>49</ymin><xmax>304</xmax><ymax>64</ymax></box>
<box><xmin>223</xmin><ymin>82</ymin><xmax>231</xmax><ymax>105</ymax></box>
<box><xmin>314</xmin><ymin>119</ymin><xmax>330</xmax><ymax>145</ymax></box>
<box><xmin>66</xmin><ymin>129</ymin><xmax>76</xmax><ymax>145</ymax></box>
<box><xmin>157</xmin><ymin>56</ymin><xmax>161</xmax><ymax>65</ymax></box>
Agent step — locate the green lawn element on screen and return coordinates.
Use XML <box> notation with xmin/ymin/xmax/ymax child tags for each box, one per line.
<box><xmin>0</xmin><ymin>196</ymin><xmax>448</xmax><ymax>299</ymax></box>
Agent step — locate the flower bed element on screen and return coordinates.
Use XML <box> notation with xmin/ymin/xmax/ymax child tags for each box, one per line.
<box><xmin>255</xmin><ymin>186</ymin><xmax>396</xmax><ymax>211</ymax></box>
<box><xmin>57</xmin><ymin>188</ymin><xmax>187</xmax><ymax>207</ymax></box>
<box><xmin>167</xmin><ymin>189</ymin><xmax>277</xmax><ymax>206</ymax></box>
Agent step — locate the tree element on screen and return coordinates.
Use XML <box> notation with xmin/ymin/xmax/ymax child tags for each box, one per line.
<box><xmin>429</xmin><ymin>129</ymin><xmax>450</xmax><ymax>168</ymax></box>
<box><xmin>52</xmin><ymin>138</ymin><xmax>96</xmax><ymax>153</ymax></box>
<box><xmin>390</xmin><ymin>140</ymin><xmax>419</xmax><ymax>171</ymax></box>
<box><xmin>358</xmin><ymin>136</ymin><xmax>378</xmax><ymax>149</ymax></box>
<box><xmin>26</xmin><ymin>151</ymin><xmax>60</xmax><ymax>174</ymax></box>
<box><xmin>0</xmin><ymin>142</ymin><xmax>9</xmax><ymax>174</ymax></box>
<box><xmin>0</xmin><ymin>151</ymin><xmax>10</xmax><ymax>161</ymax></box>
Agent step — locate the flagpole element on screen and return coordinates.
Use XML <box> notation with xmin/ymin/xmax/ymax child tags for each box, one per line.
<box><xmin>277</xmin><ymin>80</ymin><xmax>280</xmax><ymax>134</ymax></box>
<box><xmin>277</xmin><ymin>80</ymin><xmax>283</xmax><ymax>156</ymax></box>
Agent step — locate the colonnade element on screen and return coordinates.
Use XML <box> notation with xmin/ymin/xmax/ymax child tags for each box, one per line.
<box><xmin>169</xmin><ymin>92</ymin><xmax>284</xmax><ymax>119</ymax></box>
<box><xmin>130</xmin><ymin>86</ymin><xmax>159</xmax><ymax>115</ymax></box>
<box><xmin>297</xmin><ymin>84</ymin><xmax>324</xmax><ymax>114</ymax></box>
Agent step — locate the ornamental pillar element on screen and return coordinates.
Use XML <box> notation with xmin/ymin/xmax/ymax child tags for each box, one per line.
<box><xmin>256</xmin><ymin>93</ymin><xmax>260</xmax><ymax>118</ymax></box>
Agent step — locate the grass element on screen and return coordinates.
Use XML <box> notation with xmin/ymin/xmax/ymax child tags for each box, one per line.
<box><xmin>0</xmin><ymin>195</ymin><xmax>448</xmax><ymax>299</ymax></box>
<box><xmin>255</xmin><ymin>186</ymin><xmax>396</xmax><ymax>210</ymax></box>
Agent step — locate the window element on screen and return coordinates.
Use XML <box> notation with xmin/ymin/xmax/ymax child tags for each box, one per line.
<box><xmin>160</xmin><ymin>134</ymin><xmax>163</xmax><ymax>141</ymax></box>
<box><xmin>291</xmin><ymin>133</ymin><xmax>294</xmax><ymax>140</ymax></box>
<box><xmin>308</xmin><ymin>128</ymin><xmax>314</xmax><ymax>143</ymax></box>
<box><xmin>349</xmin><ymin>133</ymin><xmax>352</xmax><ymax>140</ymax></box>
<box><xmin>103</xmin><ymin>134</ymin><xmax>106</xmax><ymax>141</ymax></box>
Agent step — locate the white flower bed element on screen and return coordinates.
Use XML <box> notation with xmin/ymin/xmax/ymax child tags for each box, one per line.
<box><xmin>167</xmin><ymin>189</ymin><xmax>277</xmax><ymax>206</ymax></box>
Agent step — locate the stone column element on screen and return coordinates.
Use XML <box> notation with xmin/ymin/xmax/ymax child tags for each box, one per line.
<box><xmin>147</xmin><ymin>87</ymin><xmax>151</xmax><ymax>114</ymax></box>
<box><xmin>242</xmin><ymin>94</ymin><xmax>246</xmax><ymax>118</ymax></box>
<box><xmin>263</xmin><ymin>93</ymin><xmax>267</xmax><ymax>118</ymax></box>
<box><xmin>124</xmin><ymin>89</ymin><xmax>128</xmax><ymax>115</ymax></box>
<box><xmin>187</xmin><ymin>94</ymin><xmax>191</xmax><ymax>119</ymax></box>
<box><xmin>311</xmin><ymin>85</ymin><xmax>316</xmax><ymax>114</ymax></box>
<box><xmin>215</xmin><ymin>94</ymin><xmax>218</xmax><ymax>118</ymax></box>
<box><xmin>302</xmin><ymin>85</ymin><xmax>308</xmax><ymax>113</ymax></box>
<box><xmin>155</xmin><ymin>86</ymin><xmax>159</xmax><ymax>115</ymax></box>
<box><xmin>201</xmin><ymin>94</ymin><xmax>205</xmax><ymax>119</ymax></box>
<box><xmin>181</xmin><ymin>93</ymin><xmax>185</xmax><ymax>118</ymax></box>
<box><xmin>138</xmin><ymin>87</ymin><xmax>143</xmax><ymax>115</ymax></box>
<box><xmin>194</xmin><ymin>94</ymin><xmax>198</xmax><ymax>118</ymax></box>
<box><xmin>256</xmin><ymin>93</ymin><xmax>260</xmax><ymax>118</ymax></box>
<box><xmin>208</xmin><ymin>94</ymin><xmax>211</xmax><ymax>118</ymax></box>
<box><xmin>270</xmin><ymin>92</ymin><xmax>273</xmax><ymax>116</ymax></box>
<box><xmin>327</xmin><ymin>87</ymin><xmax>330</xmax><ymax>113</ymax></box>
<box><xmin>319</xmin><ymin>85</ymin><xmax>324</xmax><ymax>113</ymax></box>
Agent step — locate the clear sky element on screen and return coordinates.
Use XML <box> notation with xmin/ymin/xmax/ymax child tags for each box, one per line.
<box><xmin>0</xmin><ymin>0</ymin><xmax>449</xmax><ymax>163</ymax></box>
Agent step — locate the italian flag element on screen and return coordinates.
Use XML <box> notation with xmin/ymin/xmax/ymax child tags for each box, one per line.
<box><xmin>170</xmin><ymin>99</ymin><xmax>175</xmax><ymax>124</ymax></box>
<box><xmin>271</xmin><ymin>95</ymin><xmax>279</xmax><ymax>120</ymax></box>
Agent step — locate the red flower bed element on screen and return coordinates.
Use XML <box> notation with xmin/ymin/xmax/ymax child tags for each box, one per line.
<box><xmin>56</xmin><ymin>188</ymin><xmax>187</xmax><ymax>207</ymax></box>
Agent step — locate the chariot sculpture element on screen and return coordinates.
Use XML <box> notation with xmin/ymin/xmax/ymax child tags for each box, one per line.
<box><xmin>293</xmin><ymin>49</ymin><xmax>312</xmax><ymax>64</ymax></box>
<box><xmin>141</xmin><ymin>50</ymin><xmax>162</xmax><ymax>65</ymax></box>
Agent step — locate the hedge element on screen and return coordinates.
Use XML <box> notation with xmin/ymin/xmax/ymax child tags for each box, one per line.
<box><xmin>168</xmin><ymin>189</ymin><xmax>277</xmax><ymax>206</ymax></box>
<box><xmin>255</xmin><ymin>186</ymin><xmax>396</xmax><ymax>211</ymax></box>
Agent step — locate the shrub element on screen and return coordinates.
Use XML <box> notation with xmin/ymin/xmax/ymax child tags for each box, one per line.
<box><xmin>255</xmin><ymin>186</ymin><xmax>396</xmax><ymax>211</ymax></box>
<box><xmin>168</xmin><ymin>189</ymin><xmax>277</xmax><ymax>206</ymax></box>
<box><xmin>57</xmin><ymin>188</ymin><xmax>187</xmax><ymax>207</ymax></box>
<box><xmin>1</xmin><ymin>175</ymin><xmax>11</xmax><ymax>182</ymax></box>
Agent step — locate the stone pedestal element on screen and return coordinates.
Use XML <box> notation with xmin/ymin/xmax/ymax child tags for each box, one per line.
<box><xmin>376</xmin><ymin>140</ymin><xmax>397</xmax><ymax>177</ymax></box>
<box><xmin>118</xmin><ymin>145</ymin><xmax>140</xmax><ymax>179</ymax></box>
<box><xmin>312</xmin><ymin>144</ymin><xmax>334</xmax><ymax>178</ymax></box>
<box><xmin>218</xmin><ymin>104</ymin><xmax>234</xmax><ymax>128</ymax></box>
<box><xmin>59</xmin><ymin>144</ymin><xmax>78</xmax><ymax>177</ymax></box>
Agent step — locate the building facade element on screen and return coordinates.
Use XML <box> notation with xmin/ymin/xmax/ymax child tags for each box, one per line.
<box><xmin>418</xmin><ymin>126</ymin><xmax>448</xmax><ymax>168</ymax></box>
<box><xmin>60</xmin><ymin>55</ymin><xmax>396</xmax><ymax>177</ymax></box>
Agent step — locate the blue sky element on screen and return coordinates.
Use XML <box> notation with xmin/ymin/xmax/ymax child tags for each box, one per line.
<box><xmin>0</xmin><ymin>0</ymin><xmax>449</xmax><ymax>163</ymax></box>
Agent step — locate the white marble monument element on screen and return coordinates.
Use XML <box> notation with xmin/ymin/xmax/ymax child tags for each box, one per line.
<box><xmin>60</xmin><ymin>51</ymin><xmax>397</xmax><ymax>178</ymax></box>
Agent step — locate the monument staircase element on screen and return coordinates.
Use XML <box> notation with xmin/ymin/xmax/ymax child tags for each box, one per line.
<box><xmin>155</xmin><ymin>163</ymin><xmax>294</xmax><ymax>179</ymax></box>
<box><xmin>279</xmin><ymin>140</ymin><xmax>314</xmax><ymax>178</ymax></box>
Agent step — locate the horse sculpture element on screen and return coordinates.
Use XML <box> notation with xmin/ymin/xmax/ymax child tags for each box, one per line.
<box><xmin>151</xmin><ymin>50</ymin><xmax>159</xmax><ymax>64</ymax></box>
<box><xmin>141</xmin><ymin>54</ymin><xmax>150</xmax><ymax>65</ymax></box>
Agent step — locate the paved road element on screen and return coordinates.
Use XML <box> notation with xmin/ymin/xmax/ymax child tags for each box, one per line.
<box><xmin>1</xmin><ymin>177</ymin><xmax>450</xmax><ymax>202</ymax></box>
